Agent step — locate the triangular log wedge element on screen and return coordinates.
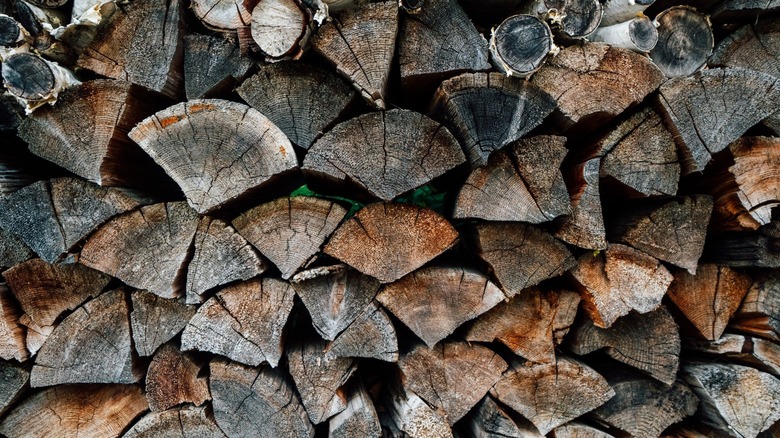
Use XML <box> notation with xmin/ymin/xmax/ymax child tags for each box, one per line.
<box><xmin>709</xmin><ymin>18</ymin><xmax>780</xmax><ymax>78</ymax></box>
<box><xmin>129</xmin><ymin>100</ymin><xmax>298</xmax><ymax>214</ymax></box>
<box><xmin>184</xmin><ymin>34</ymin><xmax>253</xmax><ymax>99</ymax></box>
<box><xmin>325</xmin><ymin>302</ymin><xmax>399</xmax><ymax>362</ymax></box>
<box><xmin>145</xmin><ymin>343</ymin><xmax>210</xmax><ymax>412</ymax></box>
<box><xmin>469</xmin><ymin>395</ymin><xmax>544</xmax><ymax>438</ymax></box>
<box><xmin>124</xmin><ymin>406</ymin><xmax>226</xmax><ymax>438</ymax></box>
<box><xmin>79</xmin><ymin>202</ymin><xmax>198</xmax><ymax>299</ymax></box>
<box><xmin>0</xmin><ymin>228</ymin><xmax>34</xmax><ymax>269</ymax></box>
<box><xmin>303</xmin><ymin>109</ymin><xmax>465</xmax><ymax>201</ymax></box>
<box><xmin>130</xmin><ymin>290</ymin><xmax>196</xmax><ymax>357</ymax></box>
<box><xmin>731</xmin><ymin>271</ymin><xmax>780</xmax><ymax>341</ymax></box>
<box><xmin>555</xmin><ymin>158</ymin><xmax>607</xmax><ymax>250</ymax></box>
<box><xmin>0</xmin><ymin>285</ymin><xmax>27</xmax><ymax>362</ymax></box>
<box><xmin>0</xmin><ymin>362</ymin><xmax>28</xmax><ymax>416</ymax></box>
<box><xmin>386</xmin><ymin>386</ymin><xmax>453</xmax><ymax>438</ymax></box>
<box><xmin>329</xmin><ymin>385</ymin><xmax>382</xmax><ymax>438</ymax></box>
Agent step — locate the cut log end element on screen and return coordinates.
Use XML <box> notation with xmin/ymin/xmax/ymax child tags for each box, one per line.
<box><xmin>490</xmin><ymin>14</ymin><xmax>554</xmax><ymax>77</ymax></box>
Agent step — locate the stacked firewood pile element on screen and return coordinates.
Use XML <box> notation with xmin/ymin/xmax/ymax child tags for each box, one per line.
<box><xmin>1</xmin><ymin>0</ymin><xmax>780</xmax><ymax>436</ymax></box>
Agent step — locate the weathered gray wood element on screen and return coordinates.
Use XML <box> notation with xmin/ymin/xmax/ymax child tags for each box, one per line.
<box><xmin>686</xmin><ymin>334</ymin><xmax>780</xmax><ymax>377</ymax></box>
<box><xmin>555</xmin><ymin>0</ymin><xmax>603</xmax><ymax>40</ymax></box>
<box><xmin>0</xmin><ymin>230</ymin><xmax>33</xmax><ymax>270</ymax></box>
<box><xmin>184</xmin><ymin>34</ymin><xmax>253</xmax><ymax>99</ymax></box>
<box><xmin>123</xmin><ymin>406</ymin><xmax>226</xmax><ymax>438</ymax></box>
<box><xmin>709</xmin><ymin>18</ymin><xmax>780</xmax><ymax>79</ymax></box>
<box><xmin>731</xmin><ymin>271</ymin><xmax>780</xmax><ymax>342</ymax></box>
<box><xmin>325</xmin><ymin>302</ymin><xmax>399</xmax><ymax>362</ymax></box>
<box><xmin>0</xmin><ymin>361</ymin><xmax>28</xmax><ymax>416</ymax></box>
<box><xmin>591</xmin><ymin>16</ymin><xmax>658</xmax><ymax>53</ymax></box>
<box><xmin>711</xmin><ymin>0</ymin><xmax>780</xmax><ymax>20</ymax></box>
<box><xmin>146</xmin><ymin>343</ymin><xmax>210</xmax><ymax>412</ymax></box>
<box><xmin>490</xmin><ymin>14</ymin><xmax>553</xmax><ymax>77</ymax></box>
<box><xmin>704</xmin><ymin>221</ymin><xmax>780</xmax><ymax>269</ymax></box>
<box><xmin>191</xmin><ymin>0</ymin><xmax>252</xmax><ymax>31</ymax></box>
<box><xmin>649</xmin><ymin>6</ymin><xmax>713</xmax><ymax>78</ymax></box>
<box><xmin>130</xmin><ymin>290</ymin><xmax>196</xmax><ymax>357</ymax></box>
<box><xmin>551</xmin><ymin>422</ymin><xmax>614</xmax><ymax>438</ymax></box>
<box><xmin>251</xmin><ymin>0</ymin><xmax>312</xmax><ymax>60</ymax></box>
<box><xmin>556</xmin><ymin>158</ymin><xmax>607</xmax><ymax>250</ymax></box>
<box><xmin>329</xmin><ymin>385</ymin><xmax>382</xmax><ymax>438</ymax></box>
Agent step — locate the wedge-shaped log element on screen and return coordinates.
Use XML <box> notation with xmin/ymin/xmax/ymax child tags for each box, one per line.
<box><xmin>470</xmin><ymin>395</ymin><xmax>544</xmax><ymax>438</ymax></box>
<box><xmin>325</xmin><ymin>203</ymin><xmax>458</xmax><ymax>283</ymax></box>
<box><xmin>130</xmin><ymin>290</ymin><xmax>196</xmax><ymax>357</ymax></box>
<box><xmin>329</xmin><ymin>385</ymin><xmax>382</xmax><ymax>438</ymax></box>
<box><xmin>146</xmin><ymin>344</ymin><xmax>210</xmax><ymax>412</ymax></box>
<box><xmin>0</xmin><ymin>285</ymin><xmax>27</xmax><ymax>362</ymax></box>
<box><xmin>0</xmin><ymin>362</ymin><xmax>28</xmax><ymax>416</ymax></box>
<box><xmin>556</xmin><ymin>158</ymin><xmax>606</xmax><ymax>250</ymax></box>
<box><xmin>325</xmin><ymin>302</ymin><xmax>399</xmax><ymax>362</ymax></box>
<box><xmin>731</xmin><ymin>271</ymin><xmax>780</xmax><ymax>342</ymax></box>
<box><xmin>79</xmin><ymin>202</ymin><xmax>198</xmax><ymax>298</ymax></box>
<box><xmin>124</xmin><ymin>406</ymin><xmax>226</xmax><ymax>438</ymax></box>
<box><xmin>386</xmin><ymin>386</ymin><xmax>453</xmax><ymax>438</ymax></box>
<box><xmin>709</xmin><ymin>18</ymin><xmax>780</xmax><ymax>78</ymax></box>
<box><xmin>184</xmin><ymin>34</ymin><xmax>252</xmax><ymax>99</ymax></box>
<box><xmin>649</xmin><ymin>6</ymin><xmax>713</xmax><ymax>78</ymax></box>
<box><xmin>0</xmin><ymin>228</ymin><xmax>34</xmax><ymax>269</ymax></box>
<box><xmin>190</xmin><ymin>0</ymin><xmax>252</xmax><ymax>31</ymax></box>
<box><xmin>129</xmin><ymin>100</ymin><xmax>298</xmax><ymax>213</ymax></box>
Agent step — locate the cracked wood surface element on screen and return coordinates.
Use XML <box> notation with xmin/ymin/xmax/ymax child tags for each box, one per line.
<box><xmin>145</xmin><ymin>343</ymin><xmax>210</xmax><ymax>412</ymax></box>
<box><xmin>191</xmin><ymin>0</ymin><xmax>252</xmax><ymax>31</ymax></box>
<box><xmin>649</xmin><ymin>6</ymin><xmax>713</xmax><ymax>78</ymax></box>
<box><xmin>250</xmin><ymin>0</ymin><xmax>310</xmax><ymax>59</ymax></box>
<box><xmin>731</xmin><ymin>270</ymin><xmax>780</xmax><ymax>341</ymax></box>
<box><xmin>385</xmin><ymin>386</ymin><xmax>453</xmax><ymax>438</ymax></box>
<box><xmin>184</xmin><ymin>34</ymin><xmax>253</xmax><ymax>100</ymax></box>
<box><xmin>328</xmin><ymin>385</ymin><xmax>381</xmax><ymax>438</ymax></box>
<box><xmin>124</xmin><ymin>406</ymin><xmax>226</xmax><ymax>438</ymax></box>
<box><xmin>556</xmin><ymin>158</ymin><xmax>607</xmax><ymax>250</ymax></box>
<box><xmin>130</xmin><ymin>290</ymin><xmax>196</xmax><ymax>357</ymax></box>
<box><xmin>0</xmin><ymin>362</ymin><xmax>27</xmax><ymax>417</ymax></box>
<box><xmin>0</xmin><ymin>285</ymin><xmax>26</xmax><ymax>363</ymax></box>
<box><xmin>324</xmin><ymin>301</ymin><xmax>398</xmax><ymax>362</ymax></box>
<box><xmin>470</xmin><ymin>395</ymin><xmax>544</xmax><ymax>438</ymax></box>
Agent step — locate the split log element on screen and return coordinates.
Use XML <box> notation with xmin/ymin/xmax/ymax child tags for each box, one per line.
<box><xmin>656</xmin><ymin>68</ymin><xmax>780</xmax><ymax>174</ymax></box>
<box><xmin>130</xmin><ymin>290</ymin><xmax>196</xmax><ymax>357</ymax></box>
<box><xmin>237</xmin><ymin>62</ymin><xmax>356</xmax><ymax>150</ymax></box>
<box><xmin>0</xmin><ymin>284</ymin><xmax>29</xmax><ymax>362</ymax></box>
<box><xmin>377</xmin><ymin>267</ymin><xmax>505</xmax><ymax>348</ymax></box>
<box><xmin>568</xmin><ymin>306</ymin><xmax>681</xmax><ymax>384</ymax></box>
<box><xmin>470</xmin><ymin>395</ymin><xmax>544</xmax><ymax>438</ymax></box>
<box><xmin>1</xmin><ymin>52</ymin><xmax>77</xmax><ymax>111</ymax></box>
<box><xmin>683</xmin><ymin>363</ymin><xmax>780</xmax><ymax>438</ymax></box>
<box><xmin>0</xmin><ymin>362</ymin><xmax>28</xmax><ymax>416</ymax></box>
<box><xmin>0</xmin><ymin>384</ymin><xmax>148</xmax><ymax>438</ymax></box>
<box><xmin>555</xmin><ymin>158</ymin><xmax>607</xmax><ymax>250</ymax></box>
<box><xmin>0</xmin><ymin>227</ymin><xmax>34</xmax><ymax>269</ymax></box>
<box><xmin>589</xmin><ymin>15</ymin><xmax>658</xmax><ymax>53</ymax></box>
<box><xmin>454</xmin><ymin>135</ymin><xmax>571</xmax><ymax>222</ymax></box>
<box><xmin>325</xmin><ymin>301</ymin><xmax>399</xmax><ymax>362</ymax></box>
<box><xmin>19</xmin><ymin>314</ymin><xmax>51</xmax><ymax>356</ymax></box>
<box><xmin>288</xmin><ymin>339</ymin><xmax>356</xmax><ymax>424</ymax></box>
<box><xmin>686</xmin><ymin>334</ymin><xmax>780</xmax><ymax>377</ymax></box>
<box><xmin>128</xmin><ymin>100</ymin><xmax>298</xmax><ymax>214</ymax></box>
<box><xmin>233</xmin><ymin>197</ymin><xmax>346</xmax><ymax>280</ymax></box>
<box><xmin>551</xmin><ymin>422</ymin><xmax>614</xmax><ymax>438</ymax></box>
<box><xmin>190</xmin><ymin>0</ymin><xmax>252</xmax><ymax>31</ymax></box>
<box><xmin>145</xmin><ymin>343</ymin><xmax>210</xmax><ymax>412</ymax></box>
<box><xmin>731</xmin><ymin>271</ymin><xmax>780</xmax><ymax>342</ymax></box>
<box><xmin>186</xmin><ymin>216</ymin><xmax>267</xmax><ymax>304</ymax></box>
<box><xmin>667</xmin><ymin>264</ymin><xmax>752</xmax><ymax>341</ymax></box>
<box><xmin>30</xmin><ymin>289</ymin><xmax>140</xmax><ymax>387</ymax></box>
<box><xmin>490</xmin><ymin>357</ymin><xmax>614</xmax><ymax>435</ymax></box>
<box><xmin>601</xmin><ymin>0</ymin><xmax>654</xmax><ymax>26</ymax></box>
<box><xmin>251</xmin><ymin>0</ymin><xmax>312</xmax><ymax>60</ymax></box>
<box><xmin>304</xmin><ymin>109</ymin><xmax>465</xmax><ymax>201</ymax></box>
<box><xmin>398</xmin><ymin>342</ymin><xmax>507</xmax><ymax>425</ymax></box>
<box><xmin>431</xmin><ymin>72</ymin><xmax>556</xmax><ymax>166</ymax></box>
<box><xmin>704</xmin><ymin>220</ymin><xmax>780</xmax><ymax>268</ymax></box>
<box><xmin>649</xmin><ymin>7</ymin><xmax>713</xmax><ymax>78</ymax></box>
<box><xmin>474</xmin><ymin>222</ymin><xmax>576</xmax><ymax>297</ymax></box>
<box><xmin>385</xmin><ymin>386</ymin><xmax>453</xmax><ymax>438</ymax></box>
<box><xmin>570</xmin><ymin>244</ymin><xmax>673</xmax><ymax>329</ymax></box>
<box><xmin>79</xmin><ymin>202</ymin><xmax>198</xmax><ymax>299</ymax></box>
<box><xmin>531</xmin><ymin>43</ymin><xmax>664</xmax><ymax>133</ymax></box>
<box><xmin>181</xmin><ymin>277</ymin><xmax>295</xmax><ymax>367</ymax></box>
<box><xmin>311</xmin><ymin>2</ymin><xmax>398</xmax><ymax>109</ymax></box>
<box><xmin>465</xmin><ymin>288</ymin><xmax>581</xmax><ymax>364</ymax></box>
<box><xmin>709</xmin><ymin>18</ymin><xmax>780</xmax><ymax>79</ymax></box>
<box><xmin>290</xmin><ymin>265</ymin><xmax>380</xmax><ymax>340</ymax></box>
<box><xmin>489</xmin><ymin>14</ymin><xmax>554</xmax><ymax>78</ymax></box>
<box><xmin>77</xmin><ymin>0</ymin><xmax>184</xmax><ymax>98</ymax></box>
<box><xmin>324</xmin><ymin>203</ymin><xmax>459</xmax><ymax>283</ymax></box>
<box><xmin>124</xmin><ymin>406</ymin><xmax>226</xmax><ymax>438</ymax></box>
<box><xmin>209</xmin><ymin>359</ymin><xmax>314</xmax><ymax>438</ymax></box>
<box><xmin>183</xmin><ymin>34</ymin><xmax>253</xmax><ymax>99</ymax></box>
<box><xmin>607</xmin><ymin>195</ymin><xmax>713</xmax><ymax>274</ymax></box>
<box><xmin>710</xmin><ymin>0</ymin><xmax>780</xmax><ymax>21</ymax></box>
<box><xmin>329</xmin><ymin>385</ymin><xmax>382</xmax><ymax>438</ymax></box>
<box><xmin>591</xmin><ymin>376</ymin><xmax>699</xmax><ymax>438</ymax></box>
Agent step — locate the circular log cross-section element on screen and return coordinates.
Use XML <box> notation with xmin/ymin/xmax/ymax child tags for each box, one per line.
<box><xmin>590</xmin><ymin>15</ymin><xmax>658</xmax><ymax>53</ymax></box>
<box><xmin>650</xmin><ymin>6</ymin><xmax>714</xmax><ymax>78</ymax></box>
<box><xmin>490</xmin><ymin>14</ymin><xmax>554</xmax><ymax>77</ymax></box>
<box><xmin>251</xmin><ymin>0</ymin><xmax>310</xmax><ymax>60</ymax></box>
<box><xmin>0</xmin><ymin>15</ymin><xmax>24</xmax><ymax>46</ymax></box>
<box><xmin>191</xmin><ymin>0</ymin><xmax>252</xmax><ymax>31</ymax></box>
<box><xmin>558</xmin><ymin>0</ymin><xmax>603</xmax><ymax>40</ymax></box>
<box><xmin>1</xmin><ymin>53</ymin><xmax>55</xmax><ymax>101</ymax></box>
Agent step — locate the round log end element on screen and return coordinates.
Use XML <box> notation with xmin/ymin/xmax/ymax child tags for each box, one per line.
<box><xmin>1</xmin><ymin>53</ymin><xmax>55</xmax><ymax>101</ymax></box>
<box><xmin>490</xmin><ymin>14</ymin><xmax>553</xmax><ymax>77</ymax></box>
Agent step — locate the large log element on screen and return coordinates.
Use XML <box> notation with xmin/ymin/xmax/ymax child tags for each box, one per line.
<box><xmin>250</xmin><ymin>0</ymin><xmax>313</xmax><ymax>60</ymax></box>
<box><xmin>130</xmin><ymin>290</ymin><xmax>196</xmax><ymax>357</ymax></box>
<box><xmin>324</xmin><ymin>301</ymin><xmax>399</xmax><ymax>362</ymax></box>
<box><xmin>145</xmin><ymin>343</ymin><xmax>210</xmax><ymax>412</ymax></box>
<box><xmin>489</xmin><ymin>14</ymin><xmax>554</xmax><ymax>78</ymax></box>
<box><xmin>124</xmin><ymin>406</ymin><xmax>226</xmax><ymax>438</ymax></box>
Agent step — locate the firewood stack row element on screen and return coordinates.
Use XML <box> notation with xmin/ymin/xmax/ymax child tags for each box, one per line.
<box><xmin>1</xmin><ymin>0</ymin><xmax>780</xmax><ymax>436</ymax></box>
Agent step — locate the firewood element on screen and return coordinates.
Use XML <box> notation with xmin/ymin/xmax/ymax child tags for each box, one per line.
<box><xmin>190</xmin><ymin>0</ymin><xmax>252</xmax><ymax>32</ymax></box>
<box><xmin>0</xmin><ymin>284</ymin><xmax>27</xmax><ymax>362</ymax></box>
<box><xmin>19</xmin><ymin>314</ymin><xmax>51</xmax><ymax>356</ymax></box>
<box><xmin>489</xmin><ymin>14</ymin><xmax>553</xmax><ymax>78</ymax></box>
<box><xmin>568</xmin><ymin>306</ymin><xmax>681</xmax><ymax>384</ymax></box>
<box><xmin>607</xmin><ymin>195</ymin><xmax>713</xmax><ymax>274</ymax></box>
<box><xmin>329</xmin><ymin>385</ymin><xmax>382</xmax><ymax>438</ymax></box>
<box><xmin>233</xmin><ymin>197</ymin><xmax>346</xmax><ymax>280</ymax></box>
<box><xmin>601</xmin><ymin>0</ymin><xmax>654</xmax><ymax>26</ymax></box>
<box><xmin>657</xmin><ymin>68</ymin><xmax>780</xmax><ymax>174</ymax></box>
<box><xmin>705</xmin><ymin>220</ymin><xmax>780</xmax><ymax>268</ymax></box>
<box><xmin>589</xmin><ymin>15</ymin><xmax>658</xmax><ymax>53</ymax></box>
<box><xmin>711</xmin><ymin>0</ymin><xmax>780</xmax><ymax>20</ymax></box>
<box><xmin>377</xmin><ymin>267</ymin><xmax>505</xmax><ymax>348</ymax></box>
<box><xmin>290</xmin><ymin>265</ymin><xmax>380</xmax><ymax>340</ymax></box>
<box><xmin>686</xmin><ymin>334</ymin><xmax>780</xmax><ymax>377</ymax></box>
<box><xmin>1</xmin><ymin>52</ymin><xmax>78</xmax><ymax>111</ymax></box>
<box><xmin>288</xmin><ymin>339</ymin><xmax>357</xmax><ymax>424</ymax></box>
<box><xmin>385</xmin><ymin>386</ymin><xmax>453</xmax><ymax>438</ymax></box>
<box><xmin>186</xmin><ymin>216</ymin><xmax>267</xmax><ymax>304</ymax></box>
<box><xmin>77</xmin><ymin>0</ymin><xmax>184</xmax><ymax>98</ymax></box>
<box><xmin>304</xmin><ymin>109</ymin><xmax>464</xmax><ymax>201</ymax></box>
<box><xmin>667</xmin><ymin>264</ymin><xmax>752</xmax><ymax>341</ymax></box>
<box><xmin>325</xmin><ymin>302</ymin><xmax>399</xmax><ymax>362</ymax></box>
<box><xmin>465</xmin><ymin>288</ymin><xmax>581</xmax><ymax>364</ymax></box>
<box><xmin>183</xmin><ymin>34</ymin><xmax>253</xmax><ymax>99</ymax></box>
<box><xmin>79</xmin><ymin>202</ymin><xmax>198</xmax><ymax>299</ymax></box>
<box><xmin>431</xmin><ymin>72</ymin><xmax>556</xmax><ymax>166</ymax></box>
<box><xmin>251</xmin><ymin>0</ymin><xmax>312</xmax><ymax>60</ymax></box>
<box><xmin>398</xmin><ymin>342</ymin><xmax>507</xmax><ymax>425</ymax></box>
<box><xmin>237</xmin><ymin>62</ymin><xmax>356</xmax><ymax>150</ymax></box>
<box><xmin>145</xmin><ymin>343</ymin><xmax>210</xmax><ymax>412</ymax></box>
<box><xmin>209</xmin><ymin>358</ymin><xmax>314</xmax><ymax>437</ymax></box>
<box><xmin>0</xmin><ymin>14</ymin><xmax>28</xmax><ymax>47</ymax></box>
<box><xmin>554</xmin><ymin>0</ymin><xmax>603</xmax><ymax>40</ymax></box>
<box><xmin>470</xmin><ymin>395</ymin><xmax>544</xmax><ymax>438</ymax></box>
<box><xmin>0</xmin><ymin>361</ymin><xmax>28</xmax><ymax>416</ymax></box>
<box><xmin>649</xmin><ymin>7</ymin><xmax>713</xmax><ymax>78</ymax></box>
<box><xmin>556</xmin><ymin>158</ymin><xmax>607</xmax><ymax>250</ymax></box>
<box><xmin>731</xmin><ymin>271</ymin><xmax>780</xmax><ymax>342</ymax></box>
<box><xmin>124</xmin><ymin>406</ymin><xmax>226</xmax><ymax>438</ymax></box>
<box><xmin>0</xmin><ymin>227</ymin><xmax>34</xmax><ymax>269</ymax></box>
<box><xmin>0</xmin><ymin>94</ymin><xmax>25</xmax><ymax>132</ymax></box>
<box><xmin>709</xmin><ymin>18</ymin><xmax>780</xmax><ymax>79</ymax></box>
<box><xmin>474</xmin><ymin>222</ymin><xmax>576</xmax><ymax>297</ymax></box>
<box><xmin>129</xmin><ymin>100</ymin><xmax>298</xmax><ymax>214</ymax></box>
<box><xmin>490</xmin><ymin>356</ymin><xmax>614</xmax><ymax>435</ymax></box>
<box><xmin>683</xmin><ymin>363</ymin><xmax>780</xmax><ymax>438</ymax></box>
<box><xmin>130</xmin><ymin>290</ymin><xmax>196</xmax><ymax>357</ymax></box>
<box><xmin>0</xmin><ymin>384</ymin><xmax>148</xmax><ymax>438</ymax></box>
<box><xmin>181</xmin><ymin>278</ymin><xmax>294</xmax><ymax>367</ymax></box>
<box><xmin>590</xmin><ymin>376</ymin><xmax>699</xmax><ymax>438</ymax></box>
<box><xmin>311</xmin><ymin>2</ymin><xmax>398</xmax><ymax>109</ymax></box>
<box><xmin>454</xmin><ymin>135</ymin><xmax>571</xmax><ymax>222</ymax></box>
<box><xmin>551</xmin><ymin>422</ymin><xmax>614</xmax><ymax>438</ymax></box>
<box><xmin>571</xmin><ymin>244</ymin><xmax>673</xmax><ymax>329</ymax></box>
<box><xmin>324</xmin><ymin>203</ymin><xmax>459</xmax><ymax>283</ymax></box>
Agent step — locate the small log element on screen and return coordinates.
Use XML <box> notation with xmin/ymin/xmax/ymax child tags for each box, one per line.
<box><xmin>731</xmin><ymin>271</ymin><xmax>780</xmax><ymax>342</ymax></box>
<box><xmin>0</xmin><ymin>284</ymin><xmax>27</xmax><ymax>362</ymax></box>
<box><xmin>124</xmin><ymin>406</ymin><xmax>226</xmax><ymax>438</ymax></box>
<box><xmin>181</xmin><ymin>278</ymin><xmax>295</xmax><ymax>367</ymax></box>
<box><xmin>398</xmin><ymin>342</ymin><xmax>507</xmax><ymax>425</ymax></box>
<box><xmin>555</xmin><ymin>158</ymin><xmax>607</xmax><ymax>250</ymax></box>
<box><xmin>233</xmin><ymin>197</ymin><xmax>346</xmax><ymax>280</ymax></box>
<box><xmin>324</xmin><ymin>203</ymin><xmax>459</xmax><ymax>283</ymax></box>
<box><xmin>590</xmin><ymin>15</ymin><xmax>658</xmax><ymax>53</ymax></box>
<box><xmin>667</xmin><ymin>264</ymin><xmax>752</xmax><ymax>341</ymax></box>
<box><xmin>183</xmin><ymin>34</ymin><xmax>253</xmax><ymax>99</ymax></box>
<box><xmin>311</xmin><ymin>2</ymin><xmax>398</xmax><ymax>109</ymax></box>
<box><xmin>0</xmin><ymin>14</ymin><xmax>27</xmax><ymax>47</ymax></box>
<box><xmin>385</xmin><ymin>386</ymin><xmax>453</xmax><ymax>438</ymax></box>
<box><xmin>531</xmin><ymin>43</ymin><xmax>664</xmax><ymax>133</ymax></box>
<box><xmin>209</xmin><ymin>358</ymin><xmax>314</xmax><ymax>437</ymax></box>
<box><xmin>1</xmin><ymin>52</ymin><xmax>77</xmax><ymax>111</ymax></box>
<box><xmin>0</xmin><ymin>384</ymin><xmax>148</xmax><ymax>438</ymax></box>
<box><xmin>145</xmin><ymin>343</ymin><xmax>210</xmax><ymax>412</ymax></box>
<box><xmin>78</xmin><ymin>0</ymin><xmax>184</xmax><ymax>98</ymax></box>
<box><xmin>704</xmin><ymin>220</ymin><xmax>780</xmax><ymax>268</ymax></box>
<box><xmin>466</xmin><ymin>288</ymin><xmax>581</xmax><ymax>364</ymax></box>
<box><xmin>454</xmin><ymin>135</ymin><xmax>571</xmax><ymax>223</ymax></box>
<box><xmin>490</xmin><ymin>357</ymin><xmax>614</xmax><ymax>435</ymax></box>
<box><xmin>325</xmin><ymin>302</ymin><xmax>399</xmax><ymax>362</ymax></box>
<box><xmin>601</xmin><ymin>0</ymin><xmax>654</xmax><ymax>26</ymax></box>
<box><xmin>79</xmin><ymin>202</ymin><xmax>198</xmax><ymax>299</ymax></box>
<box><xmin>591</xmin><ymin>376</ymin><xmax>699</xmax><ymax>438</ymax></box>
<box><xmin>551</xmin><ymin>422</ymin><xmax>614</xmax><ymax>438</ymax></box>
<box><xmin>304</xmin><ymin>109</ymin><xmax>465</xmax><ymax>201</ymax></box>
<box><xmin>186</xmin><ymin>216</ymin><xmax>267</xmax><ymax>304</ymax></box>
<box><xmin>190</xmin><ymin>0</ymin><xmax>252</xmax><ymax>31</ymax></box>
<box><xmin>329</xmin><ymin>385</ymin><xmax>382</xmax><ymax>438</ymax></box>
<box><xmin>290</xmin><ymin>265</ymin><xmax>380</xmax><ymax>340</ymax></box>
<box><xmin>470</xmin><ymin>395</ymin><xmax>544</xmax><ymax>438</ymax></box>
<box><xmin>490</xmin><ymin>14</ymin><xmax>554</xmax><ymax>78</ymax></box>
<box><xmin>431</xmin><ymin>72</ymin><xmax>556</xmax><ymax>166</ymax></box>
<box><xmin>709</xmin><ymin>18</ymin><xmax>780</xmax><ymax>79</ymax></box>
<box><xmin>568</xmin><ymin>306</ymin><xmax>681</xmax><ymax>384</ymax></box>
<box><xmin>683</xmin><ymin>363</ymin><xmax>780</xmax><ymax>438</ymax></box>
<box><xmin>129</xmin><ymin>100</ymin><xmax>298</xmax><ymax>214</ymax></box>
<box><xmin>288</xmin><ymin>339</ymin><xmax>357</xmax><ymax>424</ymax></box>
<box><xmin>237</xmin><ymin>62</ymin><xmax>356</xmax><ymax>150</ymax></box>
<box><xmin>377</xmin><ymin>267</ymin><xmax>505</xmax><ymax>348</ymax></box>
<box><xmin>130</xmin><ymin>290</ymin><xmax>196</xmax><ymax>357</ymax></box>
<box><xmin>554</xmin><ymin>0</ymin><xmax>603</xmax><ymax>40</ymax></box>
<box><xmin>649</xmin><ymin>6</ymin><xmax>713</xmax><ymax>78</ymax></box>
<box><xmin>0</xmin><ymin>362</ymin><xmax>28</xmax><ymax>416</ymax></box>
<box><xmin>607</xmin><ymin>195</ymin><xmax>713</xmax><ymax>274</ymax></box>
<box><xmin>474</xmin><ymin>222</ymin><xmax>576</xmax><ymax>297</ymax></box>
<box><xmin>251</xmin><ymin>0</ymin><xmax>312</xmax><ymax>60</ymax></box>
